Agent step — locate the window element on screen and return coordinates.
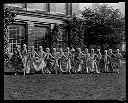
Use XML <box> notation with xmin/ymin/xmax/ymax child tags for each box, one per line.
<box><xmin>8</xmin><ymin>25</ymin><xmax>25</xmax><ymax>53</ymax></box>
<box><xmin>27</xmin><ymin>3</ymin><xmax>47</xmax><ymax>11</ymax></box>
<box><xmin>34</xmin><ymin>26</ymin><xmax>49</xmax><ymax>51</ymax></box>
<box><xmin>5</xmin><ymin>3</ymin><xmax>25</xmax><ymax>8</ymax></box>
<box><xmin>50</xmin><ymin>3</ymin><xmax>66</xmax><ymax>14</ymax></box>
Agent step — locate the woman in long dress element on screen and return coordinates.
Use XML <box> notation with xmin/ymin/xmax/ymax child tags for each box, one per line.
<box><xmin>76</xmin><ymin>48</ymin><xmax>85</xmax><ymax>73</ymax></box>
<box><xmin>44</xmin><ymin>48</ymin><xmax>54</xmax><ymax>74</ymax></box>
<box><xmin>108</xmin><ymin>49</ymin><xmax>116</xmax><ymax>73</ymax></box>
<box><xmin>37</xmin><ymin>46</ymin><xmax>47</xmax><ymax>74</ymax></box>
<box><xmin>95</xmin><ymin>49</ymin><xmax>102</xmax><ymax>73</ymax></box>
<box><xmin>26</xmin><ymin>46</ymin><xmax>39</xmax><ymax>74</ymax></box>
<box><xmin>90</xmin><ymin>48</ymin><xmax>100</xmax><ymax>73</ymax></box>
<box><xmin>83</xmin><ymin>48</ymin><xmax>91</xmax><ymax>73</ymax></box>
<box><xmin>65</xmin><ymin>47</ymin><xmax>72</xmax><ymax>74</ymax></box>
<box><xmin>114</xmin><ymin>49</ymin><xmax>123</xmax><ymax>73</ymax></box>
<box><xmin>10</xmin><ymin>45</ymin><xmax>24</xmax><ymax>75</ymax></box>
<box><xmin>21</xmin><ymin>44</ymin><xmax>28</xmax><ymax>75</ymax></box>
<box><xmin>103</xmin><ymin>50</ymin><xmax>111</xmax><ymax>72</ymax></box>
<box><xmin>51</xmin><ymin>48</ymin><xmax>60</xmax><ymax>74</ymax></box>
<box><xmin>58</xmin><ymin>48</ymin><xmax>69</xmax><ymax>74</ymax></box>
<box><xmin>70</xmin><ymin>48</ymin><xmax>76</xmax><ymax>73</ymax></box>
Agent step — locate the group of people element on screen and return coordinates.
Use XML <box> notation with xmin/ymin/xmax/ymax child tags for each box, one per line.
<box><xmin>9</xmin><ymin>44</ymin><xmax>123</xmax><ymax>75</ymax></box>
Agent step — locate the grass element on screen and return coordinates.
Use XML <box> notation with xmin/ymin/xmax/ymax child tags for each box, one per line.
<box><xmin>4</xmin><ymin>61</ymin><xmax>126</xmax><ymax>100</ymax></box>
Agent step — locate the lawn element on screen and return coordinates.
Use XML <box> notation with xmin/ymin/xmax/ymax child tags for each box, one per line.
<box><xmin>4</xmin><ymin>61</ymin><xmax>126</xmax><ymax>100</ymax></box>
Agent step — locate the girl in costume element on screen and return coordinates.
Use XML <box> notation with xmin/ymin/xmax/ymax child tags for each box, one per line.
<box><xmin>21</xmin><ymin>44</ymin><xmax>28</xmax><ymax>75</ymax></box>
<box><xmin>90</xmin><ymin>48</ymin><xmax>100</xmax><ymax>73</ymax></box>
<box><xmin>26</xmin><ymin>46</ymin><xmax>39</xmax><ymax>74</ymax></box>
<box><xmin>65</xmin><ymin>47</ymin><xmax>72</xmax><ymax>74</ymax></box>
<box><xmin>10</xmin><ymin>45</ymin><xmax>23</xmax><ymax>75</ymax></box>
<box><xmin>52</xmin><ymin>48</ymin><xmax>60</xmax><ymax>74</ymax></box>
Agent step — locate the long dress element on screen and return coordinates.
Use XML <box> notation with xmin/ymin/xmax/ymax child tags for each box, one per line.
<box><xmin>70</xmin><ymin>52</ymin><xmax>76</xmax><ymax>73</ymax></box>
<box><xmin>37</xmin><ymin>50</ymin><xmax>47</xmax><ymax>74</ymax></box>
<box><xmin>103</xmin><ymin>54</ymin><xmax>111</xmax><ymax>72</ymax></box>
<box><xmin>10</xmin><ymin>49</ymin><xmax>24</xmax><ymax>73</ymax></box>
<box><xmin>83</xmin><ymin>53</ymin><xmax>91</xmax><ymax>73</ymax></box>
<box><xmin>21</xmin><ymin>48</ymin><xmax>28</xmax><ymax>75</ymax></box>
<box><xmin>26</xmin><ymin>51</ymin><xmax>40</xmax><ymax>74</ymax></box>
<box><xmin>95</xmin><ymin>53</ymin><xmax>102</xmax><ymax>72</ymax></box>
<box><xmin>113</xmin><ymin>53</ymin><xmax>123</xmax><ymax>73</ymax></box>
<box><xmin>108</xmin><ymin>53</ymin><xmax>117</xmax><ymax>72</ymax></box>
<box><xmin>75</xmin><ymin>52</ymin><xmax>85</xmax><ymax>73</ymax></box>
<box><xmin>65</xmin><ymin>51</ymin><xmax>72</xmax><ymax>74</ymax></box>
<box><xmin>58</xmin><ymin>52</ymin><xmax>69</xmax><ymax>73</ymax></box>
<box><xmin>52</xmin><ymin>52</ymin><xmax>60</xmax><ymax>74</ymax></box>
<box><xmin>44</xmin><ymin>52</ymin><xmax>55</xmax><ymax>74</ymax></box>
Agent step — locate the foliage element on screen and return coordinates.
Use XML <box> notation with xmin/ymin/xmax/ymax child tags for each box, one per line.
<box><xmin>51</xmin><ymin>24</ymin><xmax>60</xmax><ymax>49</ymax></box>
<box><xmin>64</xmin><ymin>3</ymin><xmax>125</xmax><ymax>52</ymax></box>
<box><xmin>4</xmin><ymin>6</ymin><xmax>17</xmax><ymax>61</ymax></box>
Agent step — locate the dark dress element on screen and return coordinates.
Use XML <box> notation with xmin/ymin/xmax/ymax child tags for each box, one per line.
<box><xmin>44</xmin><ymin>52</ymin><xmax>55</xmax><ymax>73</ymax></box>
<box><xmin>70</xmin><ymin>52</ymin><xmax>76</xmax><ymax>73</ymax></box>
<box><xmin>95</xmin><ymin>53</ymin><xmax>102</xmax><ymax>72</ymax></box>
<box><xmin>10</xmin><ymin>49</ymin><xmax>24</xmax><ymax>73</ymax></box>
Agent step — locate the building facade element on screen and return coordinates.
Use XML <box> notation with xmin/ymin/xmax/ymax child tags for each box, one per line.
<box><xmin>4</xmin><ymin>3</ymin><xmax>79</xmax><ymax>54</ymax></box>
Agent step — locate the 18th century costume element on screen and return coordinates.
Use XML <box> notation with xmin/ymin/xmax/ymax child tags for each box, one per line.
<box><xmin>58</xmin><ymin>49</ymin><xmax>69</xmax><ymax>73</ymax></box>
<box><xmin>90</xmin><ymin>49</ymin><xmax>100</xmax><ymax>73</ymax></box>
<box><xmin>64</xmin><ymin>47</ymin><xmax>72</xmax><ymax>74</ymax></box>
<box><xmin>44</xmin><ymin>48</ymin><xmax>54</xmax><ymax>74</ymax></box>
<box><xmin>51</xmin><ymin>48</ymin><xmax>60</xmax><ymax>74</ymax></box>
<box><xmin>10</xmin><ymin>45</ymin><xmax>24</xmax><ymax>75</ymax></box>
<box><xmin>37</xmin><ymin>46</ymin><xmax>46</xmax><ymax>74</ymax></box>
<box><xmin>26</xmin><ymin>46</ymin><xmax>40</xmax><ymax>74</ymax></box>
<box><xmin>103</xmin><ymin>50</ymin><xmax>111</xmax><ymax>72</ymax></box>
<box><xmin>113</xmin><ymin>49</ymin><xmax>123</xmax><ymax>73</ymax></box>
<box><xmin>21</xmin><ymin>44</ymin><xmax>28</xmax><ymax>75</ymax></box>
<box><xmin>74</xmin><ymin>48</ymin><xmax>85</xmax><ymax>73</ymax></box>
<box><xmin>70</xmin><ymin>48</ymin><xmax>76</xmax><ymax>73</ymax></box>
<box><xmin>83</xmin><ymin>49</ymin><xmax>91</xmax><ymax>73</ymax></box>
<box><xmin>95</xmin><ymin>49</ymin><xmax>102</xmax><ymax>73</ymax></box>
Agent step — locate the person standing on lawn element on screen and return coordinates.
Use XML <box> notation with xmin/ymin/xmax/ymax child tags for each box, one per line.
<box><xmin>44</xmin><ymin>48</ymin><xmax>54</xmax><ymax>74</ymax></box>
<box><xmin>114</xmin><ymin>49</ymin><xmax>123</xmax><ymax>73</ymax></box>
<box><xmin>21</xmin><ymin>44</ymin><xmax>28</xmax><ymax>75</ymax></box>
<box><xmin>10</xmin><ymin>45</ymin><xmax>23</xmax><ymax>75</ymax></box>
<box><xmin>37</xmin><ymin>46</ymin><xmax>46</xmax><ymax>74</ymax></box>
<box><xmin>76</xmin><ymin>48</ymin><xmax>85</xmax><ymax>73</ymax></box>
<box><xmin>58</xmin><ymin>48</ymin><xmax>69</xmax><ymax>74</ymax></box>
<box><xmin>108</xmin><ymin>49</ymin><xmax>116</xmax><ymax>72</ymax></box>
<box><xmin>52</xmin><ymin>48</ymin><xmax>60</xmax><ymax>74</ymax></box>
<box><xmin>95</xmin><ymin>49</ymin><xmax>102</xmax><ymax>73</ymax></box>
<box><xmin>103</xmin><ymin>50</ymin><xmax>111</xmax><ymax>73</ymax></box>
<box><xmin>26</xmin><ymin>46</ymin><xmax>39</xmax><ymax>74</ymax></box>
<box><xmin>65</xmin><ymin>47</ymin><xmax>72</xmax><ymax>74</ymax></box>
<box><xmin>83</xmin><ymin>48</ymin><xmax>89</xmax><ymax>73</ymax></box>
<box><xmin>90</xmin><ymin>48</ymin><xmax>100</xmax><ymax>73</ymax></box>
<box><xmin>70</xmin><ymin>48</ymin><xmax>76</xmax><ymax>73</ymax></box>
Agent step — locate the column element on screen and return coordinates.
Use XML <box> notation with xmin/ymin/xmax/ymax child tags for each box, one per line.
<box><xmin>27</xmin><ymin>22</ymin><xmax>35</xmax><ymax>52</ymax></box>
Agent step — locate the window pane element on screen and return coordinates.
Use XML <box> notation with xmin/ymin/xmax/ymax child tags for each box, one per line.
<box><xmin>56</xmin><ymin>3</ymin><xmax>66</xmax><ymax>14</ymax></box>
<box><xmin>5</xmin><ymin>3</ymin><xmax>25</xmax><ymax>8</ymax></box>
<box><xmin>27</xmin><ymin>3</ymin><xmax>47</xmax><ymax>11</ymax></box>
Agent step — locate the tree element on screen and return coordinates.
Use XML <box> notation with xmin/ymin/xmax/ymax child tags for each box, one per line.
<box><xmin>4</xmin><ymin>5</ymin><xmax>17</xmax><ymax>62</ymax></box>
<box><xmin>63</xmin><ymin>3</ymin><xmax>125</xmax><ymax>53</ymax></box>
<box><xmin>63</xmin><ymin>14</ymin><xmax>86</xmax><ymax>50</ymax></box>
<box><xmin>81</xmin><ymin>3</ymin><xmax>125</xmax><ymax>52</ymax></box>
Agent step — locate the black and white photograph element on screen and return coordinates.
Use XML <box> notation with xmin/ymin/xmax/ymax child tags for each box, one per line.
<box><xmin>4</xmin><ymin>3</ymin><xmax>126</xmax><ymax>100</ymax></box>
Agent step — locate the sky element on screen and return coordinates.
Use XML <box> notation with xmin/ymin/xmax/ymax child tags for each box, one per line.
<box><xmin>79</xmin><ymin>2</ymin><xmax>125</xmax><ymax>16</ymax></box>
